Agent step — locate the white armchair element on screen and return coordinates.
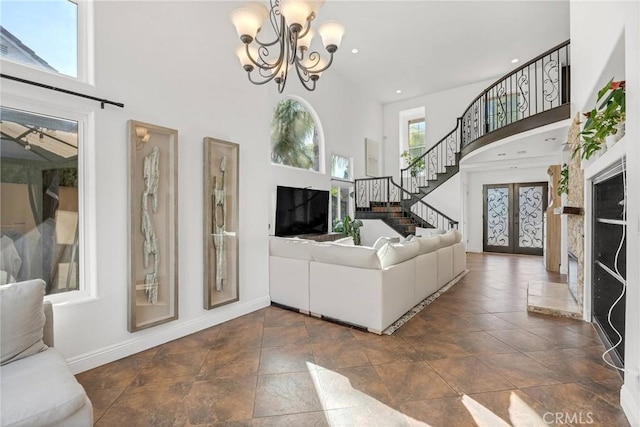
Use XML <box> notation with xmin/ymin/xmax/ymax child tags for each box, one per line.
<box><xmin>0</xmin><ymin>279</ymin><xmax>93</xmax><ymax>427</ymax></box>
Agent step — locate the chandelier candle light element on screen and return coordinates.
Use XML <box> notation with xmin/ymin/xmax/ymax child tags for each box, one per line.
<box><xmin>231</xmin><ymin>0</ymin><xmax>345</xmax><ymax>92</ymax></box>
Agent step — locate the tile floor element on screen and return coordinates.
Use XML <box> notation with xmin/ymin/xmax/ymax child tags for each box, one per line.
<box><xmin>76</xmin><ymin>253</ymin><xmax>630</xmax><ymax>426</ymax></box>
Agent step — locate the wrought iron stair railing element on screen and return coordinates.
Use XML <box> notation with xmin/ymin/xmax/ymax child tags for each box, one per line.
<box><xmin>354</xmin><ymin>40</ymin><xmax>570</xmax><ymax>232</ymax></box>
<box><xmin>400</xmin><ymin>40</ymin><xmax>570</xmax><ymax>200</ymax></box>
<box><xmin>355</xmin><ymin>177</ymin><xmax>458</xmax><ymax>236</ymax></box>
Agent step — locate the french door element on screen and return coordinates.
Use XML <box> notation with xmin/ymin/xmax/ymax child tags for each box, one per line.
<box><xmin>483</xmin><ymin>182</ymin><xmax>548</xmax><ymax>255</ymax></box>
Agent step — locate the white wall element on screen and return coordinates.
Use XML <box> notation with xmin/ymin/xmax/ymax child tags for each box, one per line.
<box><xmin>462</xmin><ymin>163</ymin><xmax>552</xmax><ymax>252</ymax></box>
<box><xmin>360</xmin><ymin>219</ymin><xmax>403</xmax><ymax>247</ymax></box>
<box><xmin>0</xmin><ymin>1</ymin><xmax>382</xmax><ymax>373</ymax></box>
<box><xmin>570</xmin><ymin>2</ymin><xmax>640</xmax><ymax>424</ymax></box>
<box><xmin>382</xmin><ymin>77</ymin><xmax>495</xmax><ymax>181</ymax></box>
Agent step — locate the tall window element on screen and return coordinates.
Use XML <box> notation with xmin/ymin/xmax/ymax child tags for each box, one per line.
<box><xmin>0</xmin><ymin>0</ymin><xmax>79</xmax><ymax>78</ymax></box>
<box><xmin>0</xmin><ymin>107</ymin><xmax>80</xmax><ymax>294</ymax></box>
<box><xmin>407</xmin><ymin>118</ymin><xmax>426</xmax><ymax>158</ymax></box>
<box><xmin>330</xmin><ymin>154</ymin><xmax>353</xmax><ymax>231</ymax></box>
<box><xmin>271</xmin><ymin>99</ymin><xmax>321</xmax><ymax>172</ymax></box>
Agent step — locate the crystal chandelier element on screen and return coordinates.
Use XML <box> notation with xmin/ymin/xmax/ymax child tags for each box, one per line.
<box><xmin>231</xmin><ymin>0</ymin><xmax>345</xmax><ymax>93</ymax></box>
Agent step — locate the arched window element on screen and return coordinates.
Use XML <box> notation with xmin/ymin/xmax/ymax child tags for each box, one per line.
<box><xmin>271</xmin><ymin>98</ymin><xmax>322</xmax><ymax>172</ymax></box>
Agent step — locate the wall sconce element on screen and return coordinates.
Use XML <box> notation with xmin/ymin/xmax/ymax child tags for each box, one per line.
<box><xmin>136</xmin><ymin>126</ymin><xmax>150</xmax><ymax>143</ymax></box>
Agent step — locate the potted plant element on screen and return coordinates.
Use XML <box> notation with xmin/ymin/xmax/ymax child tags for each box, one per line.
<box><xmin>401</xmin><ymin>150</ymin><xmax>425</xmax><ymax>177</ymax></box>
<box><xmin>334</xmin><ymin>214</ymin><xmax>363</xmax><ymax>245</ymax></box>
<box><xmin>573</xmin><ymin>79</ymin><xmax>625</xmax><ymax>160</ymax></box>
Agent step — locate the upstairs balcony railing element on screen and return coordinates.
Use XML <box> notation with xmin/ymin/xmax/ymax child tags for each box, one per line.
<box><xmin>400</xmin><ymin>40</ymin><xmax>571</xmax><ymax>195</ymax></box>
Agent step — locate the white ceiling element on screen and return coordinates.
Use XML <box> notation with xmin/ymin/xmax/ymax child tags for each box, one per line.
<box><xmin>459</xmin><ymin>120</ymin><xmax>570</xmax><ymax>168</ymax></box>
<box><xmin>318</xmin><ymin>0</ymin><xmax>570</xmax><ymax>104</ymax></box>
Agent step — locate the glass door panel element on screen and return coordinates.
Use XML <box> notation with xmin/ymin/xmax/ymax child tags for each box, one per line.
<box><xmin>483</xmin><ymin>182</ymin><xmax>547</xmax><ymax>255</ymax></box>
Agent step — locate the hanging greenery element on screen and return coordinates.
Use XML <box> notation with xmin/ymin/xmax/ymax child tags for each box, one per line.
<box><xmin>557</xmin><ymin>163</ymin><xmax>569</xmax><ymax>196</ymax></box>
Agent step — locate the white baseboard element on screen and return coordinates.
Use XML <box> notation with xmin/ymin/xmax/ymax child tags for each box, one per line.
<box><xmin>67</xmin><ymin>296</ymin><xmax>271</xmax><ymax>374</ymax></box>
<box><xmin>467</xmin><ymin>245</ymin><xmax>483</xmax><ymax>253</ymax></box>
<box><xmin>621</xmin><ymin>383</ymin><xmax>640</xmax><ymax>427</ymax></box>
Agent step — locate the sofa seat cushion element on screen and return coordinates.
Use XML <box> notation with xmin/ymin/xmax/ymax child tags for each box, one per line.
<box><xmin>0</xmin><ymin>348</ymin><xmax>87</xmax><ymax>427</ymax></box>
<box><xmin>269</xmin><ymin>237</ymin><xmax>313</xmax><ymax>260</ymax></box>
<box><xmin>311</xmin><ymin>242</ymin><xmax>383</xmax><ymax>269</ymax></box>
<box><xmin>378</xmin><ymin>241</ymin><xmax>420</xmax><ymax>268</ymax></box>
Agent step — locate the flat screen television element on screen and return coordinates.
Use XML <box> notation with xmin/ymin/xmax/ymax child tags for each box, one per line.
<box><xmin>275</xmin><ymin>186</ymin><xmax>329</xmax><ymax>237</ymax></box>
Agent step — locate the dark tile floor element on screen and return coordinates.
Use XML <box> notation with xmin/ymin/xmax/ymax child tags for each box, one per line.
<box><xmin>76</xmin><ymin>253</ymin><xmax>630</xmax><ymax>426</ymax></box>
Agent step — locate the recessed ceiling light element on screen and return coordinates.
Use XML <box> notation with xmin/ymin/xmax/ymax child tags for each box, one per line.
<box><xmin>511</xmin><ymin>58</ymin><xmax>519</xmax><ymax>64</ymax></box>
<box><xmin>351</xmin><ymin>48</ymin><xmax>359</xmax><ymax>54</ymax></box>
<box><xmin>396</xmin><ymin>89</ymin><xmax>402</xmax><ymax>94</ymax></box>
<box><xmin>544</xmin><ymin>137</ymin><xmax>556</xmax><ymax>142</ymax></box>
<box><xmin>497</xmin><ymin>153</ymin><xmax>507</xmax><ymax>157</ymax></box>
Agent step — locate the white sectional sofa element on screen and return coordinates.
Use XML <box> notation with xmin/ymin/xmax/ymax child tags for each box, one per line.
<box><xmin>269</xmin><ymin>230</ymin><xmax>466</xmax><ymax>334</ymax></box>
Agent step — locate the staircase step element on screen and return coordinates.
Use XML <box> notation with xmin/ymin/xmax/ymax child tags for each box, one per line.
<box><xmin>371</xmin><ymin>206</ymin><xmax>402</xmax><ymax>213</ymax></box>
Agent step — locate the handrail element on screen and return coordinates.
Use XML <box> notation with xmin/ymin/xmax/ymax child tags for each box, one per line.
<box><xmin>389</xmin><ymin>177</ymin><xmax>457</xmax><ymax>227</ymax></box>
<box><xmin>458</xmin><ymin>40</ymin><xmax>570</xmax><ymax>131</ymax></box>
<box><xmin>354</xmin><ymin>176</ymin><xmax>458</xmax><ymax>231</ymax></box>
<box><xmin>400</xmin><ymin>40</ymin><xmax>570</xmax><ymax>194</ymax></box>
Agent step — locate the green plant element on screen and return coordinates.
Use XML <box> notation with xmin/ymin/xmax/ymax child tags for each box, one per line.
<box><xmin>573</xmin><ymin>79</ymin><xmax>626</xmax><ymax>160</ymax></box>
<box><xmin>401</xmin><ymin>150</ymin><xmax>425</xmax><ymax>177</ymax></box>
<box><xmin>557</xmin><ymin>163</ymin><xmax>569</xmax><ymax>196</ymax></box>
<box><xmin>334</xmin><ymin>214</ymin><xmax>363</xmax><ymax>245</ymax></box>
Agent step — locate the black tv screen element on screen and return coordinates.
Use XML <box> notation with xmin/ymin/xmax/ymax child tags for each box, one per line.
<box><xmin>275</xmin><ymin>186</ymin><xmax>329</xmax><ymax>237</ymax></box>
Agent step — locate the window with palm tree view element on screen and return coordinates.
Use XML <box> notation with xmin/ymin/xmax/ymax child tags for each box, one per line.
<box><xmin>271</xmin><ymin>99</ymin><xmax>320</xmax><ymax>171</ymax></box>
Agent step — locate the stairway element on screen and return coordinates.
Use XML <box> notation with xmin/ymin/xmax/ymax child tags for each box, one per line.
<box><xmin>354</xmin><ymin>40</ymin><xmax>571</xmax><ymax>236</ymax></box>
<box><xmin>355</xmin><ymin>202</ymin><xmax>420</xmax><ymax>236</ymax></box>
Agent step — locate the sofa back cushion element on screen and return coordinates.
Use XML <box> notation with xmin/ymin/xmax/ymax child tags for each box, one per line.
<box><xmin>334</xmin><ymin>236</ymin><xmax>354</xmax><ymax>245</ymax></box>
<box><xmin>438</xmin><ymin>230</ymin><xmax>458</xmax><ymax>248</ymax></box>
<box><xmin>311</xmin><ymin>243</ymin><xmax>383</xmax><ymax>269</ymax></box>
<box><xmin>415</xmin><ymin>235</ymin><xmax>440</xmax><ymax>255</ymax></box>
<box><xmin>378</xmin><ymin>240</ymin><xmax>420</xmax><ymax>268</ymax></box>
<box><xmin>269</xmin><ymin>237</ymin><xmax>312</xmax><ymax>260</ymax></box>
<box><xmin>1</xmin><ymin>279</ymin><xmax>48</xmax><ymax>365</ymax></box>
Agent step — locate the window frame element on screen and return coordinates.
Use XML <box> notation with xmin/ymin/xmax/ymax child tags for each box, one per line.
<box><xmin>407</xmin><ymin>117</ymin><xmax>426</xmax><ymax>158</ymax></box>
<box><xmin>330</xmin><ymin>153</ymin><xmax>354</xmax><ymax>232</ymax></box>
<box><xmin>399</xmin><ymin>107</ymin><xmax>426</xmax><ymax>170</ymax></box>
<box><xmin>1</xmin><ymin>94</ymin><xmax>97</xmax><ymax>304</ymax></box>
<box><xmin>0</xmin><ymin>0</ymin><xmax>95</xmax><ymax>87</ymax></box>
<box><xmin>330</xmin><ymin>180</ymin><xmax>354</xmax><ymax>232</ymax></box>
<box><xmin>330</xmin><ymin>153</ymin><xmax>353</xmax><ymax>181</ymax></box>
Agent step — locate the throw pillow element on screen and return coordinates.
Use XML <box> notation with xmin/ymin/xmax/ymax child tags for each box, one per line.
<box><xmin>1</xmin><ymin>279</ymin><xmax>47</xmax><ymax>365</ymax></box>
<box><xmin>372</xmin><ymin>236</ymin><xmax>400</xmax><ymax>250</ymax></box>
<box><xmin>402</xmin><ymin>234</ymin><xmax>416</xmax><ymax>243</ymax></box>
<box><xmin>378</xmin><ymin>240</ymin><xmax>420</xmax><ymax>268</ymax></box>
<box><xmin>418</xmin><ymin>228</ymin><xmax>445</xmax><ymax>237</ymax></box>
